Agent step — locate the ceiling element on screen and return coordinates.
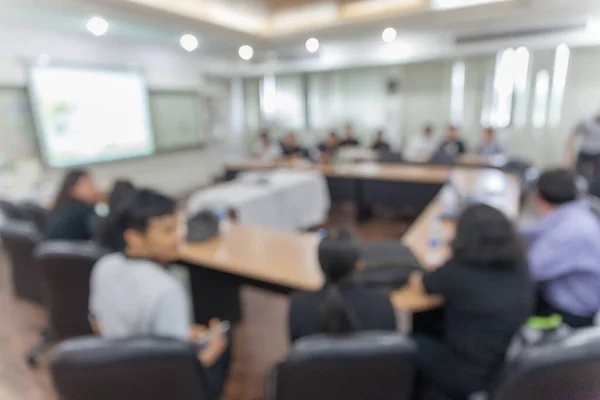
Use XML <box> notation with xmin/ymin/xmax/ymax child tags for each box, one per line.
<box><xmin>0</xmin><ymin>0</ymin><xmax>599</xmax><ymax>73</ymax></box>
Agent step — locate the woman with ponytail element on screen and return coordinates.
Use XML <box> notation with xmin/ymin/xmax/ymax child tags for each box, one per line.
<box><xmin>289</xmin><ymin>229</ymin><xmax>396</xmax><ymax>342</ymax></box>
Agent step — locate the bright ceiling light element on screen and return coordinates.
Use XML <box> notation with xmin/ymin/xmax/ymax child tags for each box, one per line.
<box><xmin>382</xmin><ymin>27</ymin><xmax>397</xmax><ymax>43</ymax></box>
<box><xmin>587</xmin><ymin>17</ymin><xmax>600</xmax><ymax>36</ymax></box>
<box><xmin>180</xmin><ymin>34</ymin><xmax>199</xmax><ymax>52</ymax></box>
<box><xmin>305</xmin><ymin>38</ymin><xmax>320</xmax><ymax>53</ymax></box>
<box><xmin>86</xmin><ymin>16</ymin><xmax>109</xmax><ymax>36</ymax></box>
<box><xmin>239</xmin><ymin>45</ymin><xmax>254</xmax><ymax>60</ymax></box>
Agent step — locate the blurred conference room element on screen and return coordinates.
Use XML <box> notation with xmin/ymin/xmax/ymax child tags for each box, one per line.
<box><xmin>2</xmin><ymin>0</ymin><xmax>600</xmax><ymax>399</ymax></box>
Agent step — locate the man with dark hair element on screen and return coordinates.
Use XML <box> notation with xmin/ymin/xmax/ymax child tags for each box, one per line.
<box><xmin>90</xmin><ymin>189</ymin><xmax>229</xmax><ymax>397</ymax></box>
<box><xmin>437</xmin><ymin>125</ymin><xmax>466</xmax><ymax>158</ymax></box>
<box><xmin>522</xmin><ymin>168</ymin><xmax>600</xmax><ymax>327</ymax></box>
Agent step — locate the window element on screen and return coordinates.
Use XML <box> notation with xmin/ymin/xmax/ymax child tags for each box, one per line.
<box><xmin>490</xmin><ymin>48</ymin><xmax>516</xmax><ymax>128</ymax></box>
<box><xmin>532</xmin><ymin>70</ymin><xmax>550</xmax><ymax>129</ymax></box>
<box><xmin>512</xmin><ymin>47</ymin><xmax>531</xmax><ymax>128</ymax></box>
<box><xmin>548</xmin><ymin>43</ymin><xmax>570</xmax><ymax>128</ymax></box>
<box><xmin>450</xmin><ymin>61</ymin><xmax>466</xmax><ymax>126</ymax></box>
<box><xmin>260</xmin><ymin>74</ymin><xmax>277</xmax><ymax>119</ymax></box>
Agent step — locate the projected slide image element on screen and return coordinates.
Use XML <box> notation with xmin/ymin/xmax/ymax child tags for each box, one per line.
<box><xmin>30</xmin><ymin>67</ymin><xmax>154</xmax><ymax>167</ymax></box>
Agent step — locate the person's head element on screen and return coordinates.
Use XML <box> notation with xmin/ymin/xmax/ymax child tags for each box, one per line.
<box><xmin>259</xmin><ymin>130</ymin><xmax>270</xmax><ymax>145</ymax></box>
<box><xmin>318</xmin><ymin>229</ymin><xmax>361</xmax><ymax>335</ymax></box>
<box><xmin>376</xmin><ymin>130</ymin><xmax>385</xmax><ymax>141</ymax></box>
<box><xmin>326</xmin><ymin>131</ymin><xmax>338</xmax><ymax>146</ymax></box>
<box><xmin>283</xmin><ymin>132</ymin><xmax>297</xmax><ymax>148</ymax></box>
<box><xmin>53</xmin><ymin>169</ymin><xmax>96</xmax><ymax>211</ymax></box>
<box><xmin>423</xmin><ymin>125</ymin><xmax>433</xmax><ymax>138</ymax></box>
<box><xmin>117</xmin><ymin>189</ymin><xmax>180</xmax><ymax>263</ymax></box>
<box><xmin>534</xmin><ymin>169</ymin><xmax>577</xmax><ymax>213</ymax></box>
<box><xmin>452</xmin><ymin>204</ymin><xmax>525</xmax><ymax>268</ymax></box>
<box><xmin>344</xmin><ymin>123</ymin><xmax>354</xmax><ymax>138</ymax></box>
<box><xmin>483</xmin><ymin>127</ymin><xmax>495</xmax><ymax>143</ymax></box>
<box><xmin>108</xmin><ymin>180</ymin><xmax>136</xmax><ymax>212</ymax></box>
<box><xmin>447</xmin><ymin>124</ymin><xmax>458</xmax><ymax>139</ymax></box>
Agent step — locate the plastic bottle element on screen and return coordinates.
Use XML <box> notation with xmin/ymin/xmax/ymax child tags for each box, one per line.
<box><xmin>441</xmin><ymin>177</ymin><xmax>458</xmax><ymax>219</ymax></box>
<box><xmin>214</xmin><ymin>207</ymin><xmax>229</xmax><ymax>234</ymax></box>
<box><xmin>425</xmin><ymin>217</ymin><xmax>444</xmax><ymax>266</ymax></box>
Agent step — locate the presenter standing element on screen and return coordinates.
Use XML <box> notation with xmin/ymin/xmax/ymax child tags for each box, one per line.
<box><xmin>566</xmin><ymin>108</ymin><xmax>600</xmax><ymax>180</ymax></box>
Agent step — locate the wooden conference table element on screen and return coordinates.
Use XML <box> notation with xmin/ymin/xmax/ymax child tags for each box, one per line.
<box><xmin>180</xmin><ymin>164</ymin><xmax>520</xmax><ymax>324</ymax></box>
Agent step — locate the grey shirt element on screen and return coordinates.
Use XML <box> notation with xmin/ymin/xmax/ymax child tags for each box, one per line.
<box><xmin>90</xmin><ymin>253</ymin><xmax>190</xmax><ymax>340</ymax></box>
<box><xmin>576</xmin><ymin>117</ymin><xmax>600</xmax><ymax>155</ymax></box>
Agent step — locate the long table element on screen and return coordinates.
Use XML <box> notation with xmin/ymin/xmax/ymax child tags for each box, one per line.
<box><xmin>180</xmin><ymin>166</ymin><xmax>521</xmax><ymax>324</ymax></box>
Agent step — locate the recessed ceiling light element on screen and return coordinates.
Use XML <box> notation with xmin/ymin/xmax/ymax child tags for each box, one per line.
<box><xmin>587</xmin><ymin>17</ymin><xmax>600</xmax><ymax>36</ymax></box>
<box><xmin>306</xmin><ymin>38</ymin><xmax>319</xmax><ymax>53</ymax></box>
<box><xmin>86</xmin><ymin>16</ymin><xmax>109</xmax><ymax>36</ymax></box>
<box><xmin>382</xmin><ymin>27</ymin><xmax>397</xmax><ymax>43</ymax></box>
<box><xmin>239</xmin><ymin>45</ymin><xmax>254</xmax><ymax>60</ymax></box>
<box><xmin>180</xmin><ymin>34</ymin><xmax>199</xmax><ymax>52</ymax></box>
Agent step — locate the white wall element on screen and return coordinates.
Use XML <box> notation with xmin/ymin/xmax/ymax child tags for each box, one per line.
<box><xmin>0</xmin><ymin>23</ymin><xmax>235</xmax><ymax>197</ymax></box>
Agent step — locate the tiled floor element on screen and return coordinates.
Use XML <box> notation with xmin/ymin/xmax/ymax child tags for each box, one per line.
<box><xmin>0</xmin><ymin>215</ymin><xmax>410</xmax><ymax>400</ymax></box>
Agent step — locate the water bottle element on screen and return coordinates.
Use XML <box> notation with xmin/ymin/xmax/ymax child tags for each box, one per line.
<box><xmin>426</xmin><ymin>217</ymin><xmax>444</xmax><ymax>266</ymax></box>
<box><xmin>441</xmin><ymin>178</ymin><xmax>458</xmax><ymax>219</ymax></box>
<box><xmin>214</xmin><ymin>207</ymin><xmax>229</xmax><ymax>234</ymax></box>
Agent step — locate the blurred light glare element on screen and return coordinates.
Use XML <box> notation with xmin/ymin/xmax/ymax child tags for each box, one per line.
<box><xmin>86</xmin><ymin>16</ymin><xmax>108</xmax><ymax>36</ymax></box>
<box><xmin>239</xmin><ymin>45</ymin><xmax>254</xmax><ymax>60</ymax></box>
<box><xmin>306</xmin><ymin>38</ymin><xmax>320</xmax><ymax>53</ymax></box>
<box><xmin>382</xmin><ymin>27</ymin><xmax>397</xmax><ymax>43</ymax></box>
<box><xmin>180</xmin><ymin>34</ymin><xmax>199</xmax><ymax>52</ymax></box>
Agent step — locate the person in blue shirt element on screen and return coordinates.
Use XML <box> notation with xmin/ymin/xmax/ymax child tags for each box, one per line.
<box><xmin>478</xmin><ymin>127</ymin><xmax>505</xmax><ymax>157</ymax></box>
<box><xmin>522</xmin><ymin>168</ymin><xmax>600</xmax><ymax>327</ymax></box>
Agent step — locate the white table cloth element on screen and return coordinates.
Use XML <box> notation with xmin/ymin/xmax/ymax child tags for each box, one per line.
<box><xmin>187</xmin><ymin>169</ymin><xmax>330</xmax><ymax>231</ymax></box>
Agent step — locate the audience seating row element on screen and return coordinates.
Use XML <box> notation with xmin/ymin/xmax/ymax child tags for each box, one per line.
<box><xmin>50</xmin><ymin>327</ymin><xmax>600</xmax><ymax>400</ymax></box>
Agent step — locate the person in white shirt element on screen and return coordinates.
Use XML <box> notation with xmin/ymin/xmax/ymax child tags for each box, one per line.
<box><xmin>405</xmin><ymin>125</ymin><xmax>438</xmax><ymax>162</ymax></box>
<box><xmin>251</xmin><ymin>130</ymin><xmax>281</xmax><ymax>161</ymax></box>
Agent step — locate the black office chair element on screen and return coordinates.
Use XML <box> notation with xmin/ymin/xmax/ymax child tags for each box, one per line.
<box><xmin>268</xmin><ymin>333</ymin><xmax>416</xmax><ymax>400</ymax></box>
<box><xmin>490</xmin><ymin>327</ymin><xmax>600</xmax><ymax>400</ymax></box>
<box><xmin>25</xmin><ymin>241</ymin><xmax>108</xmax><ymax>366</ymax></box>
<box><xmin>19</xmin><ymin>202</ymin><xmax>48</xmax><ymax>233</ymax></box>
<box><xmin>379</xmin><ymin>150</ymin><xmax>404</xmax><ymax>163</ymax></box>
<box><xmin>0</xmin><ymin>199</ymin><xmax>29</xmax><ymax>221</ymax></box>
<box><xmin>429</xmin><ymin>151</ymin><xmax>456</xmax><ymax>165</ymax></box>
<box><xmin>0</xmin><ymin>220</ymin><xmax>46</xmax><ymax>304</ymax></box>
<box><xmin>51</xmin><ymin>336</ymin><xmax>211</xmax><ymax>400</ymax></box>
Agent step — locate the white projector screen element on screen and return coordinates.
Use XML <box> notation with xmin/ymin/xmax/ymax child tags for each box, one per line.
<box><xmin>29</xmin><ymin>67</ymin><xmax>154</xmax><ymax>167</ymax></box>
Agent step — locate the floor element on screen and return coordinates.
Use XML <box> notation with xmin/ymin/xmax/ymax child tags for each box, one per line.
<box><xmin>0</xmin><ymin>214</ymin><xmax>411</xmax><ymax>400</ymax></box>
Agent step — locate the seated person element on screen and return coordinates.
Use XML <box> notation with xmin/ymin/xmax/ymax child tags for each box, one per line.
<box><xmin>89</xmin><ymin>189</ymin><xmax>229</xmax><ymax>398</ymax></box>
<box><xmin>339</xmin><ymin>123</ymin><xmax>360</xmax><ymax>147</ymax></box>
<box><xmin>289</xmin><ymin>229</ymin><xmax>396</xmax><ymax>342</ymax></box>
<box><xmin>317</xmin><ymin>131</ymin><xmax>339</xmax><ymax>162</ymax></box>
<box><xmin>437</xmin><ymin>124</ymin><xmax>466</xmax><ymax>158</ymax></box>
<box><xmin>46</xmin><ymin>169</ymin><xmax>101</xmax><ymax>240</ymax></box>
<box><xmin>405</xmin><ymin>204</ymin><xmax>533</xmax><ymax>399</ymax></box>
<box><xmin>371</xmin><ymin>130</ymin><xmax>391</xmax><ymax>152</ymax></box>
<box><xmin>521</xmin><ymin>169</ymin><xmax>600</xmax><ymax>328</ymax></box>
<box><xmin>405</xmin><ymin>125</ymin><xmax>438</xmax><ymax>162</ymax></box>
<box><xmin>478</xmin><ymin>127</ymin><xmax>505</xmax><ymax>156</ymax></box>
<box><xmin>251</xmin><ymin>130</ymin><xmax>281</xmax><ymax>161</ymax></box>
<box><xmin>280</xmin><ymin>132</ymin><xmax>306</xmax><ymax>159</ymax></box>
<box><xmin>96</xmin><ymin>180</ymin><xmax>136</xmax><ymax>251</ymax></box>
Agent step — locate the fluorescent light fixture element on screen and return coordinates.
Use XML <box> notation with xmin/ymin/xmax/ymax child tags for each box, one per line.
<box><xmin>239</xmin><ymin>45</ymin><xmax>254</xmax><ymax>60</ymax></box>
<box><xmin>86</xmin><ymin>16</ymin><xmax>109</xmax><ymax>36</ymax></box>
<box><xmin>432</xmin><ymin>0</ymin><xmax>510</xmax><ymax>10</ymax></box>
<box><xmin>382</xmin><ymin>27</ymin><xmax>397</xmax><ymax>42</ymax></box>
<box><xmin>306</xmin><ymin>38</ymin><xmax>320</xmax><ymax>53</ymax></box>
<box><xmin>180</xmin><ymin>34</ymin><xmax>199</xmax><ymax>52</ymax></box>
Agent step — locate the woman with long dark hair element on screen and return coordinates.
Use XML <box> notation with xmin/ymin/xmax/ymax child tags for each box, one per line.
<box><xmin>97</xmin><ymin>180</ymin><xmax>136</xmax><ymax>251</ymax></box>
<box><xmin>405</xmin><ymin>204</ymin><xmax>533</xmax><ymax>399</ymax></box>
<box><xmin>46</xmin><ymin>169</ymin><xmax>100</xmax><ymax>240</ymax></box>
<box><xmin>289</xmin><ymin>229</ymin><xmax>396</xmax><ymax>342</ymax></box>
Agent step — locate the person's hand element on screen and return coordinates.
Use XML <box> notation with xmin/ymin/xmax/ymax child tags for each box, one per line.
<box><xmin>198</xmin><ymin>319</ymin><xmax>229</xmax><ymax>367</ymax></box>
<box><xmin>189</xmin><ymin>324</ymin><xmax>208</xmax><ymax>342</ymax></box>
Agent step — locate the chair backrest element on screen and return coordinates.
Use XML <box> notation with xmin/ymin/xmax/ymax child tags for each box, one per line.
<box><xmin>491</xmin><ymin>327</ymin><xmax>600</xmax><ymax>400</ymax></box>
<box><xmin>35</xmin><ymin>241</ymin><xmax>108</xmax><ymax>340</ymax></box>
<box><xmin>19</xmin><ymin>202</ymin><xmax>48</xmax><ymax>232</ymax></box>
<box><xmin>0</xmin><ymin>220</ymin><xmax>45</xmax><ymax>304</ymax></box>
<box><xmin>0</xmin><ymin>199</ymin><xmax>29</xmax><ymax>220</ymax></box>
<box><xmin>428</xmin><ymin>151</ymin><xmax>456</xmax><ymax>165</ymax></box>
<box><xmin>269</xmin><ymin>333</ymin><xmax>416</xmax><ymax>400</ymax></box>
<box><xmin>51</xmin><ymin>336</ymin><xmax>208</xmax><ymax>400</ymax></box>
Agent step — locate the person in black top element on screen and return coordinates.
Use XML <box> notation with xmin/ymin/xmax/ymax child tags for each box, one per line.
<box><xmin>317</xmin><ymin>131</ymin><xmax>339</xmax><ymax>162</ymax></box>
<box><xmin>406</xmin><ymin>204</ymin><xmax>533</xmax><ymax>399</ymax></box>
<box><xmin>289</xmin><ymin>229</ymin><xmax>396</xmax><ymax>342</ymax></box>
<box><xmin>281</xmin><ymin>132</ymin><xmax>306</xmax><ymax>159</ymax></box>
<box><xmin>371</xmin><ymin>130</ymin><xmax>391</xmax><ymax>152</ymax></box>
<box><xmin>437</xmin><ymin>125</ymin><xmax>466</xmax><ymax>158</ymax></box>
<box><xmin>46</xmin><ymin>169</ymin><xmax>101</xmax><ymax>240</ymax></box>
<box><xmin>339</xmin><ymin>124</ymin><xmax>360</xmax><ymax>147</ymax></box>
